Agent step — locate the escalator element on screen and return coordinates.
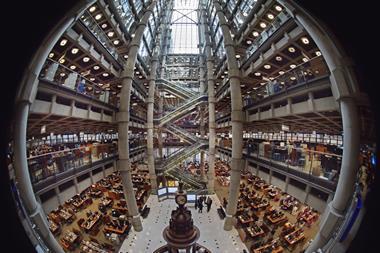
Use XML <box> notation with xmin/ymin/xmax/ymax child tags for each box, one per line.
<box><xmin>156</xmin><ymin>78</ymin><xmax>197</xmax><ymax>100</ymax></box>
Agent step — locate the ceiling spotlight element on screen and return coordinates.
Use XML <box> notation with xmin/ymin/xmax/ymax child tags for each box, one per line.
<box><xmin>302</xmin><ymin>57</ymin><xmax>309</xmax><ymax>62</ymax></box>
<box><xmin>59</xmin><ymin>58</ymin><xmax>65</xmax><ymax>64</ymax></box>
<box><xmin>107</xmin><ymin>31</ymin><xmax>114</xmax><ymax>37</ymax></box>
<box><xmin>252</xmin><ymin>31</ymin><xmax>259</xmax><ymax>37</ymax></box>
<box><xmin>89</xmin><ymin>6</ymin><xmax>96</xmax><ymax>12</ymax></box>
<box><xmin>259</xmin><ymin>22</ymin><xmax>267</xmax><ymax>28</ymax></box>
<box><xmin>117</xmin><ymin>84</ymin><xmax>122</xmax><ymax>88</ymax></box>
<box><xmin>260</xmin><ymin>82</ymin><xmax>266</xmax><ymax>86</ymax></box>
<box><xmin>240</xmin><ymin>84</ymin><xmax>245</xmax><ymax>87</ymax></box>
<box><xmin>216</xmin><ymin>82</ymin><xmax>220</xmax><ymax>85</ymax></box>
<box><xmin>95</xmin><ymin>14</ymin><xmax>102</xmax><ymax>20</ymax></box>
<box><xmin>279</xmin><ymin>71</ymin><xmax>285</xmax><ymax>75</ymax></box>
<box><xmin>101</xmin><ymin>23</ymin><xmax>108</xmax><ymax>29</ymax></box>
<box><xmin>275</xmin><ymin>56</ymin><xmax>282</xmax><ymax>61</ymax></box>
<box><xmin>48</xmin><ymin>52</ymin><xmax>54</xmax><ymax>58</ymax></box>
<box><xmin>315</xmin><ymin>51</ymin><xmax>322</xmax><ymax>56</ymax></box>
<box><xmin>71</xmin><ymin>48</ymin><xmax>79</xmax><ymax>54</ymax></box>
<box><xmin>83</xmin><ymin>57</ymin><xmax>90</xmax><ymax>62</ymax></box>
<box><xmin>113</xmin><ymin>40</ymin><xmax>120</xmax><ymax>45</ymax></box>
<box><xmin>235</xmin><ymin>54</ymin><xmax>241</xmax><ymax>59</ymax></box>
<box><xmin>224</xmin><ymin>71</ymin><xmax>228</xmax><ymax>74</ymax></box>
<box><xmin>288</xmin><ymin>47</ymin><xmax>296</xmax><ymax>53</ymax></box>
<box><xmin>290</xmin><ymin>64</ymin><xmax>296</xmax><ymax>69</ymax></box>
<box><xmin>275</xmin><ymin>5</ymin><xmax>283</xmax><ymax>12</ymax></box>
<box><xmin>90</xmin><ymin>77</ymin><xmax>96</xmax><ymax>81</ymax></box>
<box><xmin>246</xmin><ymin>40</ymin><xmax>252</xmax><ymax>45</ymax></box>
<box><xmin>88</xmin><ymin>87</ymin><xmax>93</xmax><ymax>90</ymax></box>
<box><xmin>139</xmin><ymin>75</ymin><xmax>143</xmax><ymax>79</ymax></box>
<box><xmin>98</xmin><ymin>83</ymin><xmax>104</xmax><ymax>86</ymax></box>
<box><xmin>60</xmin><ymin>39</ymin><xmax>68</xmax><ymax>46</ymax></box>
<box><xmin>131</xmin><ymin>34</ymin><xmax>135</xmax><ymax>38</ymax></box>
<box><xmin>135</xmin><ymin>71</ymin><xmax>140</xmax><ymax>75</ymax></box>
<box><xmin>264</xmin><ymin>64</ymin><xmax>271</xmax><ymax>69</ymax></box>
<box><xmin>70</xmin><ymin>65</ymin><xmax>76</xmax><ymax>70</ymax></box>
<box><xmin>267</xmin><ymin>14</ymin><xmax>274</xmax><ymax>20</ymax></box>
<box><xmin>290</xmin><ymin>76</ymin><xmax>296</xmax><ymax>80</ymax></box>
<box><xmin>102</xmin><ymin>72</ymin><xmax>109</xmax><ymax>77</ymax></box>
<box><xmin>280</xmin><ymin>81</ymin><xmax>285</xmax><ymax>84</ymax></box>
<box><xmin>254</xmin><ymin>72</ymin><xmax>261</xmax><ymax>76</ymax></box>
<box><xmin>60</xmin><ymin>73</ymin><xmax>66</xmax><ymax>77</ymax></box>
<box><xmin>124</xmin><ymin>55</ymin><xmax>128</xmax><ymax>59</ymax></box>
<box><xmin>301</xmin><ymin>37</ymin><xmax>310</xmax><ymax>44</ymax></box>
<box><xmin>93</xmin><ymin>65</ymin><xmax>100</xmax><ymax>70</ymax></box>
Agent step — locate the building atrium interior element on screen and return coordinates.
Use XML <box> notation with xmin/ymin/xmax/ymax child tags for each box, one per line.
<box><xmin>1</xmin><ymin>0</ymin><xmax>379</xmax><ymax>253</ymax></box>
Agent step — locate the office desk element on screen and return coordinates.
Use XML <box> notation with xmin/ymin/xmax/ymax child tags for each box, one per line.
<box><xmin>284</xmin><ymin>228</ymin><xmax>305</xmax><ymax>246</ymax></box>
<box><xmin>246</xmin><ymin>225</ymin><xmax>265</xmax><ymax>239</ymax></box>
<box><xmin>252</xmin><ymin>240</ymin><xmax>283</xmax><ymax>253</ymax></box>
<box><xmin>267</xmin><ymin>214</ymin><xmax>288</xmax><ymax>225</ymax></box>
<box><xmin>81</xmin><ymin>213</ymin><xmax>102</xmax><ymax>231</ymax></box>
<box><xmin>238</xmin><ymin>213</ymin><xmax>254</xmax><ymax>225</ymax></box>
<box><xmin>104</xmin><ymin>224</ymin><xmax>129</xmax><ymax>235</ymax></box>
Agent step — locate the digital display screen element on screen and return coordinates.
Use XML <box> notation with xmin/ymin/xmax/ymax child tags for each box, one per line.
<box><xmin>168</xmin><ymin>187</ymin><xmax>177</xmax><ymax>193</ymax></box>
<box><xmin>187</xmin><ymin>194</ymin><xmax>196</xmax><ymax>202</ymax></box>
<box><xmin>158</xmin><ymin>188</ymin><xmax>167</xmax><ymax>196</ymax></box>
<box><xmin>371</xmin><ymin>155</ymin><xmax>376</xmax><ymax>166</ymax></box>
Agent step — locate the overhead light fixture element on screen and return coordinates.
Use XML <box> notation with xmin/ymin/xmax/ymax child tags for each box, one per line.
<box><xmin>101</xmin><ymin>23</ymin><xmax>107</xmax><ymax>29</ymax></box>
<box><xmin>224</xmin><ymin>71</ymin><xmax>228</xmax><ymax>74</ymax></box>
<box><xmin>275</xmin><ymin>5</ymin><xmax>283</xmax><ymax>12</ymax></box>
<box><xmin>83</xmin><ymin>57</ymin><xmax>90</xmax><ymax>62</ymax></box>
<box><xmin>102</xmin><ymin>72</ymin><xmax>109</xmax><ymax>77</ymax></box>
<box><xmin>252</xmin><ymin>31</ymin><xmax>259</xmax><ymax>37</ymax></box>
<box><xmin>302</xmin><ymin>57</ymin><xmax>309</xmax><ymax>62</ymax></box>
<box><xmin>95</xmin><ymin>14</ymin><xmax>102</xmax><ymax>20</ymax></box>
<box><xmin>60</xmin><ymin>73</ymin><xmax>66</xmax><ymax>77</ymax></box>
<box><xmin>88</xmin><ymin>86</ymin><xmax>93</xmax><ymax>90</ymax></box>
<box><xmin>60</xmin><ymin>39</ymin><xmax>68</xmax><ymax>46</ymax></box>
<box><xmin>254</xmin><ymin>72</ymin><xmax>261</xmax><ymax>76</ymax></box>
<box><xmin>105</xmin><ymin>87</ymin><xmax>110</xmax><ymax>91</ymax></box>
<box><xmin>59</xmin><ymin>58</ymin><xmax>65</xmax><ymax>64</ymax></box>
<box><xmin>240</xmin><ymin>84</ymin><xmax>245</xmax><ymax>87</ymax></box>
<box><xmin>89</xmin><ymin>6</ymin><xmax>96</xmax><ymax>12</ymax></box>
<box><xmin>315</xmin><ymin>51</ymin><xmax>322</xmax><ymax>56</ymax></box>
<box><xmin>221</xmin><ymin>75</ymin><xmax>225</xmax><ymax>78</ymax></box>
<box><xmin>301</xmin><ymin>37</ymin><xmax>310</xmax><ymax>44</ymax></box>
<box><xmin>90</xmin><ymin>77</ymin><xmax>96</xmax><ymax>81</ymax></box>
<box><xmin>246</xmin><ymin>40</ymin><xmax>252</xmax><ymax>45</ymax></box>
<box><xmin>71</xmin><ymin>48</ymin><xmax>79</xmax><ymax>54</ymax></box>
<box><xmin>131</xmin><ymin>33</ymin><xmax>135</xmax><ymax>38</ymax></box>
<box><xmin>280</xmin><ymin>81</ymin><xmax>285</xmax><ymax>84</ymax></box>
<box><xmin>139</xmin><ymin>75</ymin><xmax>143</xmax><ymax>79</ymax></box>
<box><xmin>48</xmin><ymin>52</ymin><xmax>54</xmax><ymax>58</ymax></box>
<box><xmin>124</xmin><ymin>55</ymin><xmax>128</xmax><ymax>59</ymax></box>
<box><xmin>259</xmin><ymin>22</ymin><xmax>267</xmax><ymax>28</ymax></box>
<box><xmin>216</xmin><ymin>82</ymin><xmax>220</xmax><ymax>85</ymax></box>
<box><xmin>117</xmin><ymin>84</ymin><xmax>122</xmax><ymax>88</ymax></box>
<box><xmin>288</xmin><ymin>47</ymin><xmax>296</xmax><ymax>53</ymax></box>
<box><xmin>135</xmin><ymin>71</ymin><xmax>140</xmax><ymax>75</ymax></box>
<box><xmin>267</xmin><ymin>14</ymin><xmax>274</xmax><ymax>20</ymax></box>
<box><xmin>260</xmin><ymin>82</ymin><xmax>266</xmax><ymax>86</ymax></box>
<box><xmin>132</xmin><ymin>102</ymin><xmax>137</xmax><ymax>106</ymax></box>
<box><xmin>113</xmin><ymin>40</ymin><xmax>120</xmax><ymax>45</ymax></box>
<box><xmin>279</xmin><ymin>71</ymin><xmax>285</xmax><ymax>75</ymax></box>
<box><xmin>290</xmin><ymin>64</ymin><xmax>296</xmax><ymax>69</ymax></box>
<box><xmin>264</xmin><ymin>64</ymin><xmax>271</xmax><ymax>69</ymax></box>
<box><xmin>235</xmin><ymin>54</ymin><xmax>241</xmax><ymax>59</ymax></box>
<box><xmin>98</xmin><ymin>83</ymin><xmax>104</xmax><ymax>86</ymax></box>
<box><xmin>70</xmin><ymin>65</ymin><xmax>76</xmax><ymax>70</ymax></box>
<box><xmin>290</xmin><ymin>76</ymin><xmax>296</xmax><ymax>80</ymax></box>
<box><xmin>107</xmin><ymin>31</ymin><xmax>114</xmax><ymax>37</ymax></box>
<box><xmin>93</xmin><ymin>65</ymin><xmax>100</xmax><ymax>70</ymax></box>
<box><xmin>275</xmin><ymin>56</ymin><xmax>282</xmax><ymax>61</ymax></box>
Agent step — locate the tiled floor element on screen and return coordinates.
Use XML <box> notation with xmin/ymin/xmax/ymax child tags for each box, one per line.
<box><xmin>119</xmin><ymin>194</ymin><xmax>248</xmax><ymax>253</ymax></box>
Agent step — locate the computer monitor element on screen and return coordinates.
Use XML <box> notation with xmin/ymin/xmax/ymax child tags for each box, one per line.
<box><xmin>167</xmin><ymin>187</ymin><xmax>177</xmax><ymax>194</ymax></box>
<box><xmin>187</xmin><ymin>194</ymin><xmax>196</xmax><ymax>202</ymax></box>
<box><xmin>157</xmin><ymin>188</ymin><xmax>167</xmax><ymax>197</ymax></box>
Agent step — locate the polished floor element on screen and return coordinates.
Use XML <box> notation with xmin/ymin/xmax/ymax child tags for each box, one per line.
<box><xmin>119</xmin><ymin>194</ymin><xmax>248</xmax><ymax>253</ymax></box>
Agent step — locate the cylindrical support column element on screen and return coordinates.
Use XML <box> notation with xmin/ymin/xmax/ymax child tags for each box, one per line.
<box><xmin>202</xmin><ymin>7</ymin><xmax>216</xmax><ymax>194</ymax></box>
<box><xmin>284</xmin><ymin>176</ymin><xmax>290</xmax><ymax>192</ymax></box>
<box><xmin>213</xmin><ymin>1</ymin><xmax>244</xmax><ymax>231</ymax></box>
<box><xmin>304</xmin><ymin>184</ymin><xmax>311</xmax><ymax>204</ymax></box>
<box><xmin>55</xmin><ymin>187</ymin><xmax>62</xmax><ymax>206</ymax></box>
<box><xmin>256</xmin><ymin>165</ymin><xmax>259</xmax><ymax>176</ymax></box>
<box><xmin>157</xmin><ymin>95</ymin><xmax>164</xmax><ymax>158</ymax></box>
<box><xmin>117</xmin><ymin>1</ymin><xmax>156</xmax><ymax>232</ymax></box>
<box><xmin>268</xmin><ymin>169</ymin><xmax>273</xmax><ymax>185</ymax></box>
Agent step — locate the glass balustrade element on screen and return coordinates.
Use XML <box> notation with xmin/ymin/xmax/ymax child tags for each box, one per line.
<box><xmin>80</xmin><ymin>11</ymin><xmax>122</xmax><ymax>63</ymax></box>
<box><xmin>39</xmin><ymin>58</ymin><xmax>116</xmax><ymax>106</ymax></box>
<box><xmin>112</xmin><ymin>0</ymin><xmax>135</xmax><ymax>31</ymax></box>
<box><xmin>243</xmin><ymin>55</ymin><xmax>329</xmax><ymax>107</ymax></box>
<box><xmin>244</xmin><ymin>10</ymin><xmax>291</xmax><ymax>62</ymax></box>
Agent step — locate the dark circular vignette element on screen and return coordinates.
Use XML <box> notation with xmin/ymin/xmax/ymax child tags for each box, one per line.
<box><xmin>0</xmin><ymin>0</ymin><xmax>379</xmax><ymax>252</ymax></box>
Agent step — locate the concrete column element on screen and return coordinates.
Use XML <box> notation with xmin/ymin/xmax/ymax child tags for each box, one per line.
<box><xmin>268</xmin><ymin>169</ymin><xmax>273</xmax><ymax>185</ymax></box>
<box><xmin>157</xmin><ymin>95</ymin><xmax>164</xmax><ymax>158</ymax></box>
<box><xmin>116</xmin><ymin>1</ymin><xmax>157</xmax><ymax>232</ymax></box>
<box><xmin>202</xmin><ymin>8</ymin><xmax>216</xmax><ymax>194</ymax></box>
<box><xmin>113</xmin><ymin>160</ymin><xmax>117</xmax><ymax>172</ymax></box>
<box><xmin>63</xmin><ymin>72</ymin><xmax>78</xmax><ymax>89</ymax></box>
<box><xmin>304</xmin><ymin>184</ymin><xmax>311</xmax><ymax>204</ymax></box>
<box><xmin>89</xmin><ymin>170</ymin><xmax>94</xmax><ymax>185</ymax></box>
<box><xmin>45</xmin><ymin>62</ymin><xmax>59</xmax><ymax>81</ymax></box>
<box><xmin>284</xmin><ymin>176</ymin><xmax>290</xmax><ymax>192</ymax></box>
<box><xmin>55</xmin><ymin>187</ymin><xmax>62</xmax><ymax>206</ymax></box>
<box><xmin>213</xmin><ymin>1</ymin><xmax>244</xmax><ymax>231</ymax></box>
<box><xmin>146</xmin><ymin>40</ymin><xmax>161</xmax><ymax>192</ymax></box>
<box><xmin>256</xmin><ymin>165</ymin><xmax>259</xmax><ymax>176</ymax></box>
<box><xmin>73</xmin><ymin>176</ymin><xmax>79</xmax><ymax>194</ymax></box>
<box><xmin>286</xmin><ymin>97</ymin><xmax>292</xmax><ymax>115</ymax></box>
<box><xmin>102</xmin><ymin>165</ymin><xmax>106</xmax><ymax>178</ymax></box>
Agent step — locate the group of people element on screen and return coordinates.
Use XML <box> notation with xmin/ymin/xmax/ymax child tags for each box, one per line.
<box><xmin>195</xmin><ymin>196</ymin><xmax>213</xmax><ymax>213</ymax></box>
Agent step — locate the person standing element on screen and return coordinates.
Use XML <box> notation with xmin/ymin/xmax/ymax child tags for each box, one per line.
<box><xmin>206</xmin><ymin>197</ymin><xmax>212</xmax><ymax>212</ymax></box>
<box><xmin>195</xmin><ymin>197</ymin><xmax>198</xmax><ymax>211</ymax></box>
<box><xmin>198</xmin><ymin>200</ymin><xmax>203</xmax><ymax>213</ymax></box>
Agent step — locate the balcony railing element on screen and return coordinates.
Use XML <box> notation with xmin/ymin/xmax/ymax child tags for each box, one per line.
<box><xmin>39</xmin><ymin>58</ymin><xmax>117</xmax><ymax>106</ymax></box>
